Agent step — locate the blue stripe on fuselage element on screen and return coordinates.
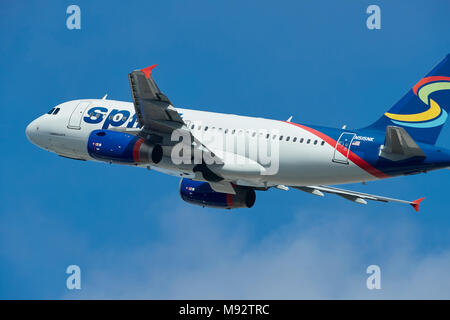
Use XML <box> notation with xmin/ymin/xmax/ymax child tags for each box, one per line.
<box><xmin>308</xmin><ymin>125</ymin><xmax>450</xmax><ymax>177</ymax></box>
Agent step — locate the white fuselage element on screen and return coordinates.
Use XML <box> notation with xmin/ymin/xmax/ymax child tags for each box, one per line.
<box><xmin>26</xmin><ymin>99</ymin><xmax>378</xmax><ymax>187</ymax></box>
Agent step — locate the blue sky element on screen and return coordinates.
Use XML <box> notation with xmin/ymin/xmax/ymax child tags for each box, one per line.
<box><xmin>1</xmin><ymin>0</ymin><xmax>450</xmax><ymax>299</ymax></box>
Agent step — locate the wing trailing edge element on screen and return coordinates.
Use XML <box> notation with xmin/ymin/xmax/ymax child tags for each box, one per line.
<box><xmin>293</xmin><ymin>185</ymin><xmax>424</xmax><ymax>212</ymax></box>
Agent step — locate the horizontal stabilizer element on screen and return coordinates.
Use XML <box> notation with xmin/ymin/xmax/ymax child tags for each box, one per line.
<box><xmin>380</xmin><ymin>126</ymin><xmax>426</xmax><ymax>161</ymax></box>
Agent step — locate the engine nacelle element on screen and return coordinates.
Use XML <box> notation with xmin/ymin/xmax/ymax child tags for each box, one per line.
<box><xmin>179</xmin><ymin>178</ymin><xmax>256</xmax><ymax>209</ymax></box>
<box><xmin>87</xmin><ymin>129</ymin><xmax>163</xmax><ymax>164</ymax></box>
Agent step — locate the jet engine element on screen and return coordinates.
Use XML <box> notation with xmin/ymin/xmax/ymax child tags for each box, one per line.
<box><xmin>87</xmin><ymin>129</ymin><xmax>162</xmax><ymax>164</ymax></box>
<box><xmin>179</xmin><ymin>178</ymin><xmax>256</xmax><ymax>209</ymax></box>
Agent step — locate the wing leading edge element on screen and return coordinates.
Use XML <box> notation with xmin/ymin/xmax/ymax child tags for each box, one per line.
<box><xmin>293</xmin><ymin>185</ymin><xmax>425</xmax><ymax>212</ymax></box>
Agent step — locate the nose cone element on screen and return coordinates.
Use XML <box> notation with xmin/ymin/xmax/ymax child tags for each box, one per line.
<box><xmin>25</xmin><ymin>119</ymin><xmax>39</xmax><ymax>145</ymax></box>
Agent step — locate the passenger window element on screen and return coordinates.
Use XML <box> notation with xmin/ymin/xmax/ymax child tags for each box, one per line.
<box><xmin>286</xmin><ymin>136</ymin><xmax>290</xmax><ymax>141</ymax></box>
<box><xmin>205</xmin><ymin>126</ymin><xmax>208</xmax><ymax>131</ymax></box>
<box><xmin>198</xmin><ymin>125</ymin><xmax>201</xmax><ymax>130</ymax></box>
<box><xmin>273</xmin><ymin>135</ymin><xmax>277</xmax><ymax>140</ymax></box>
<box><xmin>300</xmin><ymin>138</ymin><xmax>304</xmax><ymax>143</ymax></box>
<box><xmin>293</xmin><ymin>137</ymin><xmax>297</xmax><ymax>142</ymax></box>
<box><xmin>266</xmin><ymin>133</ymin><xmax>270</xmax><ymax>139</ymax></box>
<box><xmin>279</xmin><ymin>136</ymin><xmax>283</xmax><ymax>141</ymax></box>
<box><xmin>307</xmin><ymin>139</ymin><xmax>311</xmax><ymax>144</ymax></box>
<box><xmin>232</xmin><ymin>129</ymin><xmax>236</xmax><ymax>134</ymax></box>
<box><xmin>191</xmin><ymin>124</ymin><xmax>195</xmax><ymax>129</ymax></box>
<box><xmin>314</xmin><ymin>140</ymin><xmax>318</xmax><ymax>145</ymax></box>
<box><xmin>252</xmin><ymin>132</ymin><xmax>256</xmax><ymax>137</ymax></box>
<box><xmin>321</xmin><ymin>141</ymin><xmax>325</xmax><ymax>146</ymax></box>
<box><xmin>224</xmin><ymin>129</ymin><xmax>228</xmax><ymax>134</ymax></box>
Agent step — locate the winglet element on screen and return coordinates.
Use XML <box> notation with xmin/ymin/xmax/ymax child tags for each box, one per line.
<box><xmin>140</xmin><ymin>64</ymin><xmax>157</xmax><ymax>79</ymax></box>
<box><xmin>410</xmin><ymin>197</ymin><xmax>425</xmax><ymax>212</ymax></box>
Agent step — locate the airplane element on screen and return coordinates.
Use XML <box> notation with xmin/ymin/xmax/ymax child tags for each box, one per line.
<box><xmin>26</xmin><ymin>55</ymin><xmax>450</xmax><ymax>211</ymax></box>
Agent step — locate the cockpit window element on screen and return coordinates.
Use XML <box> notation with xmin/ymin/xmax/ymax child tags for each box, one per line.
<box><xmin>47</xmin><ymin>107</ymin><xmax>60</xmax><ymax>116</ymax></box>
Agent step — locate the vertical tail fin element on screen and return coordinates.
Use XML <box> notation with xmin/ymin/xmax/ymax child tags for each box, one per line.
<box><xmin>365</xmin><ymin>54</ymin><xmax>450</xmax><ymax>145</ymax></box>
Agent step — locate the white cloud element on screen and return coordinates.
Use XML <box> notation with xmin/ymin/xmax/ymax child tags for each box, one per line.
<box><xmin>64</xmin><ymin>204</ymin><xmax>450</xmax><ymax>299</ymax></box>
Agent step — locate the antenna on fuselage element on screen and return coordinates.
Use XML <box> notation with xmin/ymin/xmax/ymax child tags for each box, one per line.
<box><xmin>102</xmin><ymin>94</ymin><xmax>108</xmax><ymax>100</ymax></box>
<box><xmin>287</xmin><ymin>116</ymin><xmax>293</xmax><ymax>122</ymax></box>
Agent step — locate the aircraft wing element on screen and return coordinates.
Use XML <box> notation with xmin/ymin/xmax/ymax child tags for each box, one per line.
<box><xmin>128</xmin><ymin>65</ymin><xmax>224</xmax><ymax>177</ymax></box>
<box><xmin>128</xmin><ymin>65</ymin><xmax>184</xmax><ymax>134</ymax></box>
<box><xmin>293</xmin><ymin>185</ymin><xmax>424</xmax><ymax>212</ymax></box>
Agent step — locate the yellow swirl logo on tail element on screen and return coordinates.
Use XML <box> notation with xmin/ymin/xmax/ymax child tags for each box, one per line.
<box><xmin>384</xmin><ymin>76</ymin><xmax>450</xmax><ymax>128</ymax></box>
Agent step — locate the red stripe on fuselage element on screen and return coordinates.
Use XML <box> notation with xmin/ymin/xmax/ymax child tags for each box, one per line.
<box><xmin>285</xmin><ymin>122</ymin><xmax>390</xmax><ymax>179</ymax></box>
<box><xmin>226</xmin><ymin>193</ymin><xmax>233</xmax><ymax>207</ymax></box>
<box><xmin>133</xmin><ymin>138</ymin><xmax>144</xmax><ymax>162</ymax></box>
